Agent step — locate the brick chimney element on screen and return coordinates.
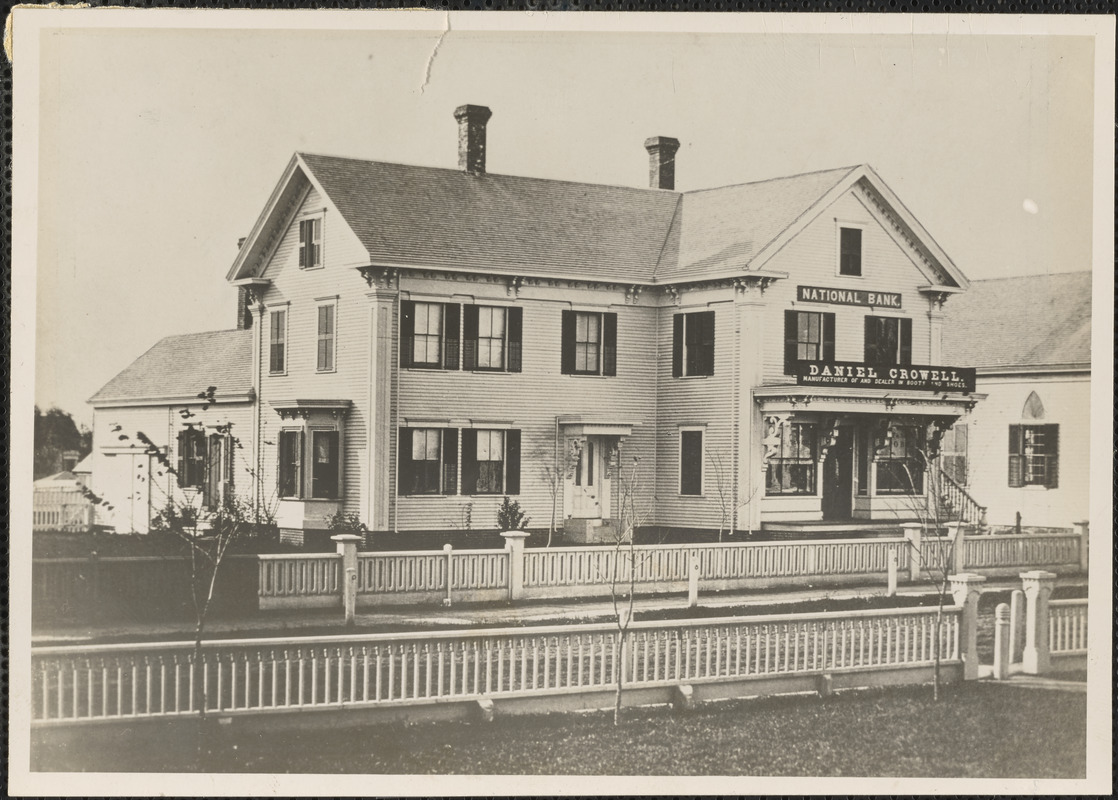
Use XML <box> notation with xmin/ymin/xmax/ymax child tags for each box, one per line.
<box><xmin>644</xmin><ymin>136</ymin><xmax>681</xmax><ymax>190</ymax></box>
<box><xmin>236</xmin><ymin>286</ymin><xmax>253</xmax><ymax>330</ymax></box>
<box><xmin>454</xmin><ymin>104</ymin><xmax>492</xmax><ymax>175</ymax></box>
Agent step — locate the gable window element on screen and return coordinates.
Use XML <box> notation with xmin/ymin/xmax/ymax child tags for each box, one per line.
<box><xmin>298</xmin><ymin>217</ymin><xmax>322</xmax><ymax>269</ymax></box>
<box><xmin>316</xmin><ymin>302</ymin><xmax>336</xmax><ymax>373</ymax></box>
<box><xmin>462</xmin><ymin>428</ymin><xmax>521</xmax><ymax>496</ymax></box>
<box><xmin>177</xmin><ymin>427</ymin><xmax>207</xmax><ymax>490</ymax></box>
<box><xmin>783</xmin><ymin>310</ymin><xmax>836</xmax><ymax>374</ymax></box>
<box><xmin>765</xmin><ymin>421</ymin><xmax>817</xmax><ymax>496</ymax></box>
<box><xmin>838</xmin><ymin>226</ymin><xmax>862</xmax><ymax>276</ymax></box>
<box><xmin>679</xmin><ymin>428</ymin><xmax>704</xmax><ymax>495</ymax></box>
<box><xmin>876</xmin><ymin>425</ymin><xmax>925</xmax><ymax>495</ymax></box>
<box><xmin>864</xmin><ymin>316</ymin><xmax>912</xmax><ymax>365</ymax></box>
<box><xmin>398</xmin><ymin>428</ymin><xmax>458</xmax><ymax>495</ymax></box>
<box><xmin>278</xmin><ymin>429</ymin><xmax>303</xmax><ymax>499</ymax></box>
<box><xmin>310</xmin><ymin>430</ymin><xmax>340</xmax><ymax>499</ymax></box>
<box><xmin>561</xmin><ymin>310</ymin><xmax>617</xmax><ymax>376</ymax></box>
<box><xmin>463</xmin><ymin>305</ymin><xmax>524</xmax><ymax>372</ymax></box>
<box><xmin>269</xmin><ymin>309</ymin><xmax>287</xmax><ymax>375</ymax></box>
<box><xmin>1009</xmin><ymin>425</ymin><xmax>1059</xmax><ymax>489</ymax></box>
<box><xmin>672</xmin><ymin>312</ymin><xmax>715</xmax><ymax>377</ymax></box>
<box><xmin>400</xmin><ymin>301</ymin><xmax>460</xmax><ymax>370</ymax></box>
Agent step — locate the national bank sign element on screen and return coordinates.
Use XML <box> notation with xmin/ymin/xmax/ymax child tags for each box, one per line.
<box><xmin>796</xmin><ymin>361</ymin><xmax>976</xmax><ymax>392</ymax></box>
<box><xmin>797</xmin><ymin>285</ymin><xmax>902</xmax><ymax>308</ymax></box>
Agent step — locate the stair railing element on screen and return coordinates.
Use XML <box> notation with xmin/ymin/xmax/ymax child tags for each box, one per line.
<box><xmin>933</xmin><ymin>463</ymin><xmax>987</xmax><ymax>532</ymax></box>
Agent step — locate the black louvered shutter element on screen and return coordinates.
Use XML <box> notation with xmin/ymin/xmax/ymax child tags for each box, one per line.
<box><xmin>560</xmin><ymin>310</ymin><xmax>576</xmax><ymax>374</ymax></box>
<box><xmin>443</xmin><ymin>303</ymin><xmax>460</xmax><ymax>370</ymax></box>
<box><xmin>700</xmin><ymin>311</ymin><xmax>715</xmax><ymax>375</ymax></box>
<box><xmin>399</xmin><ymin>301</ymin><xmax>415</xmax><ymax>368</ymax></box>
<box><xmin>899</xmin><ymin>318</ymin><xmax>913</xmax><ymax>365</ymax></box>
<box><xmin>460</xmin><ymin>429</ymin><xmax>478</xmax><ymax>495</ymax></box>
<box><xmin>442</xmin><ymin>428</ymin><xmax>459</xmax><ymax>495</ymax></box>
<box><xmin>1045</xmin><ymin>425</ymin><xmax>1059</xmax><ymax>489</ymax></box>
<box><xmin>602</xmin><ymin>313</ymin><xmax>617</xmax><ymax>376</ymax></box>
<box><xmin>784</xmin><ymin>311</ymin><xmax>798</xmax><ymax>374</ymax></box>
<box><xmin>1007</xmin><ymin>425</ymin><xmax>1024</xmax><ymax>488</ymax></box>
<box><xmin>822</xmin><ymin>313</ymin><xmax>836</xmax><ymax>361</ymax></box>
<box><xmin>176</xmin><ymin>430</ymin><xmax>187</xmax><ymax>487</ymax></box>
<box><xmin>507</xmin><ymin>307</ymin><xmax>523</xmax><ymax>373</ymax></box>
<box><xmin>864</xmin><ymin>316</ymin><xmax>875</xmax><ymax>363</ymax></box>
<box><xmin>398</xmin><ymin>428</ymin><xmax>414</xmax><ymax>495</ymax></box>
<box><xmin>672</xmin><ymin>314</ymin><xmax>684</xmax><ymax>378</ymax></box>
<box><xmin>298</xmin><ymin>220</ymin><xmax>307</xmax><ymax>268</ymax></box>
<box><xmin>461</xmin><ymin>305</ymin><xmax>479</xmax><ymax>370</ymax></box>
<box><xmin>505</xmin><ymin>430</ymin><xmax>521</xmax><ymax>495</ymax></box>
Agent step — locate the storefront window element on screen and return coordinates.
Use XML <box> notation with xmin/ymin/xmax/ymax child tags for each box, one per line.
<box><xmin>766</xmin><ymin>422</ymin><xmax>817</xmax><ymax>496</ymax></box>
<box><xmin>876</xmin><ymin>425</ymin><xmax>925</xmax><ymax>495</ymax></box>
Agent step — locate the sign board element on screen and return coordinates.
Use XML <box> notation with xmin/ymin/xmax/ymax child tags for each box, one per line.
<box><xmin>797</xmin><ymin>285</ymin><xmax>903</xmax><ymax>309</ymax></box>
<box><xmin>795</xmin><ymin>360</ymin><xmax>976</xmax><ymax>392</ymax></box>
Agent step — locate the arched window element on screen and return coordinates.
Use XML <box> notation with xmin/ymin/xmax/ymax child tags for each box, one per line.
<box><xmin>1022</xmin><ymin>391</ymin><xmax>1045</xmax><ymax>420</ymax></box>
<box><xmin>1009</xmin><ymin>391</ymin><xmax>1058</xmax><ymax>489</ymax></box>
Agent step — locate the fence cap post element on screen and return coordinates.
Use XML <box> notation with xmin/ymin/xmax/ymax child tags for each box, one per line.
<box><xmin>500</xmin><ymin>530</ymin><xmax>530</xmax><ymax>546</ymax></box>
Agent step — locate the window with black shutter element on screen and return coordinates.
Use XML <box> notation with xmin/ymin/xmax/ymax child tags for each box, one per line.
<box><xmin>463</xmin><ymin>305</ymin><xmax>521</xmax><ymax>372</ymax></box>
<box><xmin>177</xmin><ymin>428</ymin><xmax>207</xmax><ymax>490</ymax></box>
<box><xmin>310</xmin><ymin>430</ymin><xmax>340</xmax><ymax>499</ymax></box>
<box><xmin>783</xmin><ymin>311</ymin><xmax>835</xmax><ymax>374</ymax></box>
<box><xmin>1008</xmin><ymin>424</ymin><xmax>1059</xmax><ymax>488</ymax></box>
<box><xmin>278</xmin><ymin>429</ymin><xmax>303</xmax><ymax>498</ymax></box>
<box><xmin>680</xmin><ymin>430</ymin><xmax>703</xmax><ymax>495</ymax></box>
<box><xmin>400</xmin><ymin>301</ymin><xmax>462</xmax><ymax>370</ymax></box>
<box><xmin>864</xmin><ymin>316</ymin><xmax>911</xmax><ymax>366</ymax></box>
<box><xmin>298</xmin><ymin>217</ymin><xmax>322</xmax><ymax>269</ymax></box>
<box><xmin>673</xmin><ymin>311</ymin><xmax>715</xmax><ymax>377</ymax></box>
<box><xmin>562</xmin><ymin>310</ymin><xmax>616</xmax><ymax>376</ymax></box>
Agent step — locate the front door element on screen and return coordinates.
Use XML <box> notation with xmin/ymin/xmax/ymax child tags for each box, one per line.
<box><xmin>821</xmin><ymin>426</ymin><xmax>854</xmax><ymax>520</ymax></box>
<box><xmin>567</xmin><ymin>436</ymin><xmax>605</xmax><ymax>520</ymax></box>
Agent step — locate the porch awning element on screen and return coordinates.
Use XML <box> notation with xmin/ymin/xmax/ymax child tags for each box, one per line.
<box><xmin>269</xmin><ymin>398</ymin><xmax>353</xmax><ymax>420</ymax></box>
<box><xmin>557</xmin><ymin>415</ymin><xmax>636</xmax><ymax>437</ymax></box>
<box><xmin>752</xmin><ymin>385</ymin><xmax>985</xmax><ymax>416</ymax></box>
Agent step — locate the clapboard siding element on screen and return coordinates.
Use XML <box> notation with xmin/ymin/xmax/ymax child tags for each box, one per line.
<box><xmin>396</xmin><ymin>279</ymin><xmax>658</xmax><ymax>533</ymax></box>
<box><xmin>760</xmin><ymin>190</ymin><xmax>940</xmax><ymax>384</ymax></box>
<box><xmin>963</xmin><ymin>373</ymin><xmax>1089</xmax><ymax>528</ymax></box>
<box><xmin>654</xmin><ymin>291</ymin><xmax>736</xmax><ymax>531</ymax></box>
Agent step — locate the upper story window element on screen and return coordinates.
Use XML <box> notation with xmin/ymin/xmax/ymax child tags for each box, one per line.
<box><xmin>269</xmin><ymin>309</ymin><xmax>287</xmax><ymax>375</ymax></box>
<box><xmin>679</xmin><ymin>428</ymin><xmax>704</xmax><ymax>495</ymax></box>
<box><xmin>561</xmin><ymin>310</ymin><xmax>617</xmax><ymax>376</ymax></box>
<box><xmin>784</xmin><ymin>310</ymin><xmax>835</xmax><ymax>374</ymax></box>
<box><xmin>316</xmin><ymin>302</ymin><xmax>336</xmax><ymax>373</ymax></box>
<box><xmin>400</xmin><ymin>301</ymin><xmax>460</xmax><ymax>370</ymax></box>
<box><xmin>298</xmin><ymin>217</ymin><xmax>322</xmax><ymax>270</ymax></box>
<box><xmin>838</xmin><ymin>226</ymin><xmax>862</xmax><ymax>276</ymax></box>
<box><xmin>463</xmin><ymin>305</ymin><xmax>523</xmax><ymax>373</ymax></box>
<box><xmin>672</xmin><ymin>311</ymin><xmax>715</xmax><ymax>378</ymax></box>
<box><xmin>1008</xmin><ymin>424</ymin><xmax>1059</xmax><ymax>489</ymax></box>
<box><xmin>864</xmin><ymin>316</ymin><xmax>912</xmax><ymax>365</ymax></box>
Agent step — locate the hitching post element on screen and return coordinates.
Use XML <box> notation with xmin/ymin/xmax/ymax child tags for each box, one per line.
<box><xmin>886</xmin><ymin>550</ymin><xmax>898</xmax><ymax>597</ymax></box>
<box><xmin>993</xmin><ymin>602</ymin><xmax>1011</xmax><ymax>680</ymax></box>
<box><xmin>1009</xmin><ymin>588</ymin><xmax>1025</xmax><ymax>664</ymax></box>
<box><xmin>687</xmin><ymin>552</ymin><xmax>700</xmax><ymax>608</ymax></box>
<box><xmin>949</xmin><ymin>572</ymin><xmax>986</xmax><ymax>680</ymax></box>
<box><xmin>501</xmin><ymin>530</ymin><xmax>529</xmax><ymax>602</ymax></box>
<box><xmin>1020</xmin><ymin>570</ymin><xmax>1057</xmax><ymax>675</ymax></box>
<box><xmin>900</xmin><ymin>523</ymin><xmax>922</xmax><ymax>583</ymax></box>
<box><xmin>331</xmin><ymin>534</ymin><xmax>361</xmax><ymax>626</ymax></box>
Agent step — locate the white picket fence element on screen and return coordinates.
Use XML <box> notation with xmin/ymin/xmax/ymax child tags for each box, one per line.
<box><xmin>30</xmin><ymin>605</ymin><xmax>962</xmax><ymax>726</ymax></box>
<box><xmin>1048</xmin><ymin>599</ymin><xmax>1088</xmax><ymax>658</ymax></box>
<box><xmin>33</xmin><ymin>489</ymin><xmax>93</xmax><ymax>533</ymax></box>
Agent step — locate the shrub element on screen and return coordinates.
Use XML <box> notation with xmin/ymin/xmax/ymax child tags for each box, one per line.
<box><xmin>325</xmin><ymin>511</ymin><xmax>372</xmax><ymax>548</ymax></box>
<box><xmin>496</xmin><ymin>496</ymin><xmax>530</xmax><ymax>531</ymax></box>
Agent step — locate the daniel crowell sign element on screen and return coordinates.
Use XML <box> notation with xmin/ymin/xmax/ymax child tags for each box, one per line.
<box><xmin>795</xmin><ymin>360</ymin><xmax>977</xmax><ymax>392</ymax></box>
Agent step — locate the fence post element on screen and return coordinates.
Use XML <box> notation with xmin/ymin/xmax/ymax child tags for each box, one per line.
<box><xmin>945</xmin><ymin>521</ymin><xmax>965</xmax><ymax>575</ymax></box>
<box><xmin>886</xmin><ymin>550</ymin><xmax>898</xmax><ymax>597</ymax></box>
<box><xmin>901</xmin><ymin>523</ymin><xmax>922</xmax><ymax>583</ymax></box>
<box><xmin>949</xmin><ymin>572</ymin><xmax>986</xmax><ymax>680</ymax></box>
<box><xmin>687</xmin><ymin>552</ymin><xmax>700</xmax><ymax>608</ymax></box>
<box><xmin>501</xmin><ymin>531</ymin><xmax>529</xmax><ymax>603</ymax></box>
<box><xmin>1009</xmin><ymin>588</ymin><xmax>1025</xmax><ymax>664</ymax></box>
<box><xmin>1020</xmin><ymin>570</ymin><xmax>1056</xmax><ymax>675</ymax></box>
<box><xmin>443</xmin><ymin>543</ymin><xmax>454</xmax><ymax>607</ymax></box>
<box><xmin>331</xmin><ymin>534</ymin><xmax>361</xmax><ymax>626</ymax></box>
<box><xmin>993</xmin><ymin>602</ymin><xmax>1010</xmax><ymax>680</ymax></box>
<box><xmin>1073</xmin><ymin>520</ymin><xmax>1089</xmax><ymax>573</ymax></box>
<box><xmin>88</xmin><ymin>550</ymin><xmax>101</xmax><ymax>623</ymax></box>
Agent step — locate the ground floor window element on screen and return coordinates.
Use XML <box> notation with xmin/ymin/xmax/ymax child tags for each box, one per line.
<box><xmin>875</xmin><ymin>425</ymin><xmax>925</xmax><ymax>495</ymax></box>
<box><xmin>278</xmin><ymin>429</ymin><xmax>303</xmax><ymax>499</ymax></box>
<box><xmin>940</xmin><ymin>423</ymin><xmax>968</xmax><ymax>486</ymax></box>
<box><xmin>1008</xmin><ymin>424</ymin><xmax>1058</xmax><ymax>488</ymax></box>
<box><xmin>679</xmin><ymin>428</ymin><xmax>703</xmax><ymax>495</ymax></box>
<box><xmin>310</xmin><ymin>430</ymin><xmax>340</xmax><ymax>499</ymax></box>
<box><xmin>398</xmin><ymin>427</ymin><xmax>522</xmax><ymax>496</ymax></box>
<box><xmin>766</xmin><ymin>422</ymin><xmax>817</xmax><ymax>496</ymax></box>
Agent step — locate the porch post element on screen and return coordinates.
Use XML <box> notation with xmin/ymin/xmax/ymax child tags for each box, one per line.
<box><xmin>366</xmin><ymin>286</ymin><xmax>399</xmax><ymax>532</ymax></box>
<box><xmin>734</xmin><ymin>279</ymin><xmax>768</xmax><ymax>534</ymax></box>
<box><xmin>1020</xmin><ymin>570</ymin><xmax>1056</xmax><ymax>675</ymax></box>
<box><xmin>949</xmin><ymin>572</ymin><xmax>986</xmax><ymax>680</ymax></box>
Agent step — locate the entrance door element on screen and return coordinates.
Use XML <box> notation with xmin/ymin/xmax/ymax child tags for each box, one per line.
<box><xmin>821</xmin><ymin>426</ymin><xmax>854</xmax><ymax>520</ymax></box>
<box><xmin>567</xmin><ymin>436</ymin><xmax>605</xmax><ymax>520</ymax></box>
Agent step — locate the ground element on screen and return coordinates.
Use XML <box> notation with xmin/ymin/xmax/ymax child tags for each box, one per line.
<box><xmin>31</xmin><ymin>683</ymin><xmax>1085</xmax><ymax>777</ymax></box>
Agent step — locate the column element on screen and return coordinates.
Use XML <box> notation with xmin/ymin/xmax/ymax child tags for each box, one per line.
<box><xmin>734</xmin><ymin>278</ymin><xmax>769</xmax><ymax>533</ymax></box>
<box><xmin>1020</xmin><ymin>570</ymin><xmax>1056</xmax><ymax>675</ymax></box>
<box><xmin>366</xmin><ymin>285</ymin><xmax>399</xmax><ymax>531</ymax></box>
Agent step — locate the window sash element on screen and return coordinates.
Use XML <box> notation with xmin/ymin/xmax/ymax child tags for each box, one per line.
<box><xmin>278</xmin><ymin>430</ymin><xmax>303</xmax><ymax>499</ymax></box>
<box><xmin>839</xmin><ymin>227</ymin><xmax>862</xmax><ymax>276</ymax></box>
<box><xmin>473</xmin><ymin>430</ymin><xmax>505</xmax><ymax>494</ymax></box>
<box><xmin>412</xmin><ymin>303</ymin><xmax>443</xmax><ymax>366</ymax></box>
<box><xmin>573</xmin><ymin>312</ymin><xmax>601</xmax><ymax>374</ymax></box>
<box><xmin>476</xmin><ymin>307</ymin><xmax>506</xmax><ymax>370</ymax></box>
<box><xmin>317</xmin><ymin>304</ymin><xmax>336</xmax><ymax>372</ymax></box>
<box><xmin>765</xmin><ymin>423</ymin><xmax>817</xmax><ymax>496</ymax></box>
<box><xmin>410</xmin><ymin>429</ymin><xmax>443</xmax><ymax>494</ymax></box>
<box><xmin>269</xmin><ymin>310</ymin><xmax>286</xmax><ymax>374</ymax></box>
<box><xmin>299</xmin><ymin>218</ymin><xmax>322</xmax><ymax>269</ymax></box>
<box><xmin>876</xmin><ymin>425</ymin><xmax>925</xmax><ymax>495</ymax></box>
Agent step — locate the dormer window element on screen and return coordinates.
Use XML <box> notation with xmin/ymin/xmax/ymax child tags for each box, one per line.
<box><xmin>838</xmin><ymin>226</ymin><xmax>862</xmax><ymax>276</ymax></box>
<box><xmin>298</xmin><ymin>217</ymin><xmax>322</xmax><ymax>269</ymax></box>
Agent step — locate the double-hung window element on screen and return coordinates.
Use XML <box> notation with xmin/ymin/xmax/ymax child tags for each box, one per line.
<box><xmin>298</xmin><ymin>217</ymin><xmax>322</xmax><ymax>269</ymax></box>
<box><xmin>462</xmin><ymin>305</ymin><xmax>523</xmax><ymax>372</ymax></box>
<box><xmin>177</xmin><ymin>428</ymin><xmax>207</xmax><ymax>490</ymax></box>
<box><xmin>864</xmin><ymin>316</ymin><xmax>912</xmax><ymax>366</ymax></box>
<box><xmin>310</xmin><ymin>430</ymin><xmax>341</xmax><ymax>499</ymax></box>
<box><xmin>316</xmin><ymin>302</ymin><xmax>336</xmax><ymax>373</ymax></box>
<box><xmin>838</xmin><ymin>226</ymin><xmax>862</xmax><ymax>276</ymax></box>
<box><xmin>269</xmin><ymin>309</ymin><xmax>287</xmax><ymax>375</ymax></box>
<box><xmin>672</xmin><ymin>312</ymin><xmax>715</xmax><ymax>377</ymax></box>
<box><xmin>560</xmin><ymin>310</ymin><xmax>617</xmax><ymax>376</ymax></box>
<box><xmin>1008</xmin><ymin>425</ymin><xmax>1059</xmax><ymax>488</ymax></box>
<box><xmin>875</xmin><ymin>425</ymin><xmax>925</xmax><ymax>495</ymax></box>
<box><xmin>679</xmin><ymin>429</ymin><xmax>704</xmax><ymax>495</ymax></box>
<box><xmin>398</xmin><ymin>427</ymin><xmax>521</xmax><ymax>496</ymax></box>
<box><xmin>765</xmin><ymin>422</ymin><xmax>817</xmax><ymax>496</ymax></box>
<box><xmin>398</xmin><ymin>428</ymin><xmax>458</xmax><ymax>495</ymax></box>
<box><xmin>278</xmin><ymin>429</ymin><xmax>303</xmax><ymax>499</ymax></box>
<box><xmin>783</xmin><ymin>310</ymin><xmax>835</xmax><ymax>374</ymax></box>
<box><xmin>461</xmin><ymin>428</ymin><xmax>521</xmax><ymax>495</ymax></box>
<box><xmin>400</xmin><ymin>301</ymin><xmax>460</xmax><ymax>370</ymax></box>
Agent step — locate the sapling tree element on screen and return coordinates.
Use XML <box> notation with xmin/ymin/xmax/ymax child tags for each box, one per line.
<box><xmin>706</xmin><ymin>447</ymin><xmax>760</xmax><ymax>542</ymax></box>
<box><xmin>538</xmin><ymin>442</ymin><xmax>580</xmax><ymax>546</ymax></box>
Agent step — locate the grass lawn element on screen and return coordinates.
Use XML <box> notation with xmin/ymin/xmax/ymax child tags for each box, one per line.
<box><xmin>32</xmin><ymin>683</ymin><xmax>1085</xmax><ymax>778</ymax></box>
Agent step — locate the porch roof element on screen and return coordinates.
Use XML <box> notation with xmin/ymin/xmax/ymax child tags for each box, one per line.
<box><xmin>752</xmin><ymin>385</ymin><xmax>985</xmax><ymax>417</ymax></box>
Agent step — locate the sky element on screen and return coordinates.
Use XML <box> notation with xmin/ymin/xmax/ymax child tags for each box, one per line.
<box><xmin>30</xmin><ymin>17</ymin><xmax>1098</xmax><ymax>428</ymax></box>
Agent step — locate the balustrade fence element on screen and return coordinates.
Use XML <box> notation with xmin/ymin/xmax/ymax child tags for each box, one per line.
<box><xmin>33</xmin><ymin>489</ymin><xmax>93</xmax><ymax>533</ymax></box>
<box><xmin>31</xmin><ymin>606</ymin><xmax>962</xmax><ymax>726</ymax></box>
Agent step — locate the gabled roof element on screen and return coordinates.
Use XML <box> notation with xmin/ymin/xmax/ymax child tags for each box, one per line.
<box><xmin>942</xmin><ymin>272</ymin><xmax>1091</xmax><ymax>370</ymax></box>
<box><xmin>89</xmin><ymin>329</ymin><xmax>253</xmax><ymax>406</ymax></box>
<box><xmin>228</xmin><ymin>154</ymin><xmax>966</xmax><ymax>289</ymax></box>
